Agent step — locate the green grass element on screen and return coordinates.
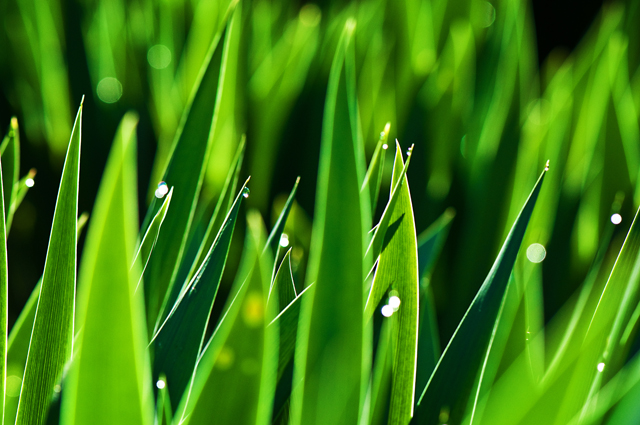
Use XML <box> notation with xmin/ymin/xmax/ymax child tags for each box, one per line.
<box><xmin>1</xmin><ymin>0</ymin><xmax>640</xmax><ymax>424</ymax></box>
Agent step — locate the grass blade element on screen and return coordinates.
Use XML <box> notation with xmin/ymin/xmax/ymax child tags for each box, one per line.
<box><xmin>60</xmin><ymin>112</ymin><xmax>153</xmax><ymax>424</ymax></box>
<box><xmin>361</xmin><ymin>123</ymin><xmax>390</xmax><ymax>216</ymax></box>
<box><xmin>16</xmin><ymin>100</ymin><xmax>83</xmax><ymax>425</ymax></box>
<box><xmin>268</xmin><ymin>249</ymin><xmax>297</xmax><ymax>319</ymax></box>
<box><xmin>142</xmin><ymin>6</ymin><xmax>236</xmax><ymax>329</ymax></box>
<box><xmin>365</xmin><ymin>143</ymin><xmax>419</xmax><ymax>424</ymax></box>
<box><xmin>265</xmin><ymin>178</ymin><xmax>300</xmax><ymax>260</ymax></box>
<box><xmin>1</xmin><ymin>118</ymin><xmax>19</xmax><ymax>230</ymax></box>
<box><xmin>177</xmin><ymin>211</ymin><xmax>277</xmax><ymax>425</ymax></box>
<box><xmin>413</xmin><ymin>164</ymin><xmax>548</xmax><ymax>424</ymax></box>
<box><xmin>0</xmin><ymin>121</ymin><xmax>9</xmax><ymax>425</ymax></box>
<box><xmin>151</xmin><ymin>179</ymin><xmax>248</xmax><ymax>410</ymax></box>
<box><xmin>291</xmin><ymin>19</ymin><xmax>370</xmax><ymax>425</ymax></box>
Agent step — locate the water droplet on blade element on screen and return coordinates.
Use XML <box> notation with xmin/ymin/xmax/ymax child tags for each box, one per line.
<box><xmin>597</xmin><ymin>362</ymin><xmax>605</xmax><ymax>372</ymax></box>
<box><xmin>242</xmin><ymin>187</ymin><xmax>250</xmax><ymax>198</ymax></box>
<box><xmin>279</xmin><ymin>233</ymin><xmax>290</xmax><ymax>247</ymax></box>
<box><xmin>611</xmin><ymin>213</ymin><xmax>622</xmax><ymax>225</ymax></box>
<box><xmin>388</xmin><ymin>295</ymin><xmax>401</xmax><ymax>310</ymax></box>
<box><xmin>381</xmin><ymin>305</ymin><xmax>394</xmax><ymax>317</ymax></box>
<box><xmin>156</xmin><ymin>380</ymin><xmax>166</xmax><ymax>389</ymax></box>
<box><xmin>155</xmin><ymin>181</ymin><xmax>169</xmax><ymax>198</ymax></box>
<box><xmin>526</xmin><ymin>243</ymin><xmax>546</xmax><ymax>263</ymax></box>
<box><xmin>25</xmin><ymin>178</ymin><xmax>35</xmax><ymax>188</ymax></box>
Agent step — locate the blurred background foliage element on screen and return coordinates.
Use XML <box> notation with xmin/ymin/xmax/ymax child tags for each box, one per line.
<box><xmin>1</xmin><ymin>0</ymin><xmax>640</xmax><ymax>360</ymax></box>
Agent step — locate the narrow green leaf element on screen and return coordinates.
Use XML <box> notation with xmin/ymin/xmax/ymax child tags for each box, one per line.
<box><xmin>365</xmin><ymin>143</ymin><xmax>419</xmax><ymax>424</ymax></box>
<box><xmin>268</xmin><ymin>249</ymin><xmax>297</xmax><ymax>319</ymax></box>
<box><xmin>413</xmin><ymin>165</ymin><xmax>548</xmax><ymax>424</ymax></box>
<box><xmin>291</xmin><ymin>19</ymin><xmax>370</xmax><ymax>425</ymax></box>
<box><xmin>133</xmin><ymin>188</ymin><xmax>173</xmax><ymax>292</ymax></box>
<box><xmin>417</xmin><ymin>208</ymin><xmax>455</xmax><ymax>281</ymax></box>
<box><xmin>177</xmin><ymin>211</ymin><xmax>277</xmax><ymax>425</ymax></box>
<box><xmin>368</xmin><ymin>316</ymin><xmax>397</xmax><ymax>425</ymax></box>
<box><xmin>6</xmin><ymin>216</ymin><xmax>89</xmax><ymax>425</ymax></box>
<box><xmin>142</xmin><ymin>6</ymin><xmax>236</xmax><ymax>329</ymax></box>
<box><xmin>155</xmin><ymin>375</ymin><xmax>172</xmax><ymax>425</ymax></box>
<box><xmin>151</xmin><ymin>179</ymin><xmax>248</xmax><ymax>410</ymax></box>
<box><xmin>361</xmin><ymin>123</ymin><xmax>390</xmax><ymax>216</ymax></box>
<box><xmin>160</xmin><ymin>137</ymin><xmax>245</xmax><ymax>324</ymax></box>
<box><xmin>265</xmin><ymin>178</ymin><xmax>300</xmax><ymax>260</ymax></box>
<box><xmin>10</xmin><ymin>169</ymin><xmax>36</xmax><ymax>222</ymax></box>
<box><xmin>0</xmin><ymin>123</ymin><xmax>10</xmax><ymax>425</ymax></box>
<box><xmin>16</xmin><ymin>100</ymin><xmax>83</xmax><ymax>425</ymax></box>
<box><xmin>60</xmin><ymin>112</ymin><xmax>152</xmax><ymax>424</ymax></box>
<box><xmin>1</xmin><ymin>117</ymin><xmax>19</xmax><ymax>230</ymax></box>
<box><xmin>366</xmin><ymin>145</ymin><xmax>414</xmax><ymax>262</ymax></box>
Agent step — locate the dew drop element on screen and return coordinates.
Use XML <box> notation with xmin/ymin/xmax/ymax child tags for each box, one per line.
<box><xmin>388</xmin><ymin>295</ymin><xmax>401</xmax><ymax>310</ymax></box>
<box><xmin>597</xmin><ymin>362</ymin><xmax>605</xmax><ymax>372</ymax></box>
<box><xmin>156</xmin><ymin>379</ymin><xmax>166</xmax><ymax>389</ymax></box>
<box><xmin>380</xmin><ymin>131</ymin><xmax>386</xmax><ymax>139</ymax></box>
<box><xmin>53</xmin><ymin>384</ymin><xmax>61</xmax><ymax>393</ymax></box>
<box><xmin>611</xmin><ymin>213</ymin><xmax>622</xmax><ymax>225</ymax></box>
<box><xmin>242</xmin><ymin>187</ymin><xmax>250</xmax><ymax>198</ymax></box>
<box><xmin>279</xmin><ymin>233</ymin><xmax>290</xmax><ymax>248</ymax></box>
<box><xmin>155</xmin><ymin>181</ymin><xmax>169</xmax><ymax>198</ymax></box>
<box><xmin>526</xmin><ymin>243</ymin><xmax>546</xmax><ymax>263</ymax></box>
<box><xmin>382</xmin><ymin>143</ymin><xmax>389</xmax><ymax>150</ymax></box>
<box><xmin>381</xmin><ymin>305</ymin><xmax>394</xmax><ymax>317</ymax></box>
<box><xmin>25</xmin><ymin>178</ymin><xmax>35</xmax><ymax>188</ymax></box>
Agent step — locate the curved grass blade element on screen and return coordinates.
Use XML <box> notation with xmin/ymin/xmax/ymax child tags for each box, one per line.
<box><xmin>59</xmin><ymin>112</ymin><xmax>152</xmax><ymax>424</ymax></box>
<box><xmin>361</xmin><ymin>123</ymin><xmax>390</xmax><ymax>216</ymax></box>
<box><xmin>10</xmin><ymin>169</ymin><xmax>36</xmax><ymax>222</ymax></box>
<box><xmin>142</xmin><ymin>5</ymin><xmax>237</xmax><ymax>329</ymax></box>
<box><xmin>133</xmin><ymin>188</ymin><xmax>173</xmax><ymax>292</ymax></box>
<box><xmin>366</xmin><ymin>144</ymin><xmax>414</xmax><ymax>262</ymax></box>
<box><xmin>291</xmin><ymin>19</ymin><xmax>370</xmax><ymax>425</ymax></box>
<box><xmin>16</xmin><ymin>100</ymin><xmax>83</xmax><ymax>425</ymax></box>
<box><xmin>177</xmin><ymin>211</ymin><xmax>277</xmax><ymax>425</ymax></box>
<box><xmin>151</xmin><ymin>179</ymin><xmax>248</xmax><ymax>410</ymax></box>
<box><xmin>365</xmin><ymin>143</ymin><xmax>419</xmax><ymax>424</ymax></box>
<box><xmin>5</xmin><ymin>215</ymin><xmax>89</xmax><ymax>425</ymax></box>
<box><xmin>413</xmin><ymin>164</ymin><xmax>548</xmax><ymax>424</ymax></box>
<box><xmin>160</xmin><ymin>137</ymin><xmax>245</xmax><ymax>323</ymax></box>
<box><xmin>0</xmin><ymin>127</ymin><xmax>9</xmax><ymax>425</ymax></box>
<box><xmin>265</xmin><ymin>178</ymin><xmax>300</xmax><ymax>259</ymax></box>
<box><xmin>1</xmin><ymin>117</ymin><xmax>19</xmax><ymax>229</ymax></box>
<box><xmin>268</xmin><ymin>249</ymin><xmax>297</xmax><ymax>319</ymax></box>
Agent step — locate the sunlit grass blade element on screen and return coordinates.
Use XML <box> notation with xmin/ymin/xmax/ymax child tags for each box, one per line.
<box><xmin>10</xmin><ymin>169</ymin><xmax>36</xmax><ymax>222</ymax></box>
<box><xmin>60</xmin><ymin>112</ymin><xmax>152</xmax><ymax>424</ymax></box>
<box><xmin>141</xmin><ymin>7</ymin><xmax>236</xmax><ymax>329</ymax></box>
<box><xmin>155</xmin><ymin>374</ymin><xmax>172</xmax><ymax>425</ymax></box>
<box><xmin>364</xmin><ymin>143</ymin><xmax>419</xmax><ymax>424</ymax></box>
<box><xmin>265</xmin><ymin>178</ymin><xmax>300</xmax><ymax>260</ymax></box>
<box><xmin>268</xmin><ymin>249</ymin><xmax>297</xmax><ymax>319</ymax></box>
<box><xmin>16</xmin><ymin>100</ymin><xmax>83</xmax><ymax>425</ymax></box>
<box><xmin>290</xmin><ymin>19</ymin><xmax>370</xmax><ymax>425</ymax></box>
<box><xmin>0</xmin><ymin>126</ymin><xmax>9</xmax><ymax>425</ymax></box>
<box><xmin>1</xmin><ymin>117</ymin><xmax>19</xmax><ymax>230</ymax></box>
<box><xmin>151</xmin><ymin>179</ymin><xmax>248</xmax><ymax>410</ymax></box>
<box><xmin>366</xmin><ymin>144</ymin><xmax>414</xmax><ymax>261</ymax></box>
<box><xmin>367</xmin><ymin>316</ymin><xmax>397</xmax><ymax>425</ymax></box>
<box><xmin>133</xmin><ymin>188</ymin><xmax>173</xmax><ymax>292</ymax></box>
<box><xmin>176</xmin><ymin>211</ymin><xmax>276</xmax><ymax>425</ymax></box>
<box><xmin>413</xmin><ymin>164</ymin><xmax>547</xmax><ymax>424</ymax></box>
<box><xmin>361</xmin><ymin>123</ymin><xmax>390</xmax><ymax>216</ymax></box>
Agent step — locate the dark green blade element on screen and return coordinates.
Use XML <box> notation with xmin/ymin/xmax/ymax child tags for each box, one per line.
<box><xmin>268</xmin><ymin>249</ymin><xmax>297</xmax><ymax>319</ymax></box>
<box><xmin>60</xmin><ymin>112</ymin><xmax>152</xmax><ymax>424</ymax></box>
<box><xmin>16</xmin><ymin>100</ymin><xmax>83</xmax><ymax>425</ymax></box>
<box><xmin>265</xmin><ymin>178</ymin><xmax>300</xmax><ymax>260</ymax></box>
<box><xmin>176</xmin><ymin>211</ymin><xmax>277</xmax><ymax>425</ymax></box>
<box><xmin>151</xmin><ymin>179</ymin><xmax>248</xmax><ymax>410</ymax></box>
<box><xmin>142</xmin><ymin>6</ymin><xmax>237</xmax><ymax>330</ymax></box>
<box><xmin>413</xmin><ymin>165</ymin><xmax>547</xmax><ymax>424</ymax></box>
<box><xmin>0</xmin><ymin>120</ymin><xmax>9</xmax><ymax>425</ymax></box>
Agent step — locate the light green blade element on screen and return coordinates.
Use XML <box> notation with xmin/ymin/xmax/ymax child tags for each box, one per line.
<box><xmin>142</xmin><ymin>5</ymin><xmax>237</xmax><ymax>329</ymax></box>
<box><xmin>6</xmin><ymin>216</ymin><xmax>89</xmax><ymax>425</ymax></box>
<box><xmin>291</xmin><ymin>19</ymin><xmax>370</xmax><ymax>425</ymax></box>
<box><xmin>268</xmin><ymin>249</ymin><xmax>297</xmax><ymax>319</ymax></box>
<box><xmin>151</xmin><ymin>180</ymin><xmax>248</xmax><ymax>410</ymax></box>
<box><xmin>10</xmin><ymin>169</ymin><xmax>36</xmax><ymax>223</ymax></box>
<box><xmin>361</xmin><ymin>123</ymin><xmax>390</xmax><ymax>216</ymax></box>
<box><xmin>413</xmin><ymin>165</ymin><xmax>547</xmax><ymax>424</ymax></box>
<box><xmin>133</xmin><ymin>188</ymin><xmax>173</xmax><ymax>293</ymax></box>
<box><xmin>265</xmin><ymin>178</ymin><xmax>300</xmax><ymax>261</ymax></box>
<box><xmin>16</xmin><ymin>100</ymin><xmax>83</xmax><ymax>425</ymax></box>
<box><xmin>0</xmin><ymin>117</ymin><xmax>19</xmax><ymax>230</ymax></box>
<box><xmin>59</xmin><ymin>112</ymin><xmax>152</xmax><ymax>424</ymax></box>
<box><xmin>155</xmin><ymin>374</ymin><xmax>173</xmax><ymax>425</ymax></box>
<box><xmin>177</xmin><ymin>211</ymin><xmax>277</xmax><ymax>425</ymax></box>
<box><xmin>365</xmin><ymin>143</ymin><xmax>419</xmax><ymax>424</ymax></box>
<box><xmin>0</xmin><ymin>120</ymin><xmax>9</xmax><ymax>425</ymax></box>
